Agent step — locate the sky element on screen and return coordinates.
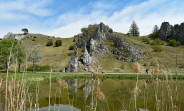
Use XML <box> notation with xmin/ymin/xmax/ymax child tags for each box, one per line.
<box><xmin>0</xmin><ymin>0</ymin><xmax>184</xmax><ymax>38</ymax></box>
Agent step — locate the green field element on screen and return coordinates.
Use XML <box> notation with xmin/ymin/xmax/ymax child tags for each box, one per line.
<box><xmin>1</xmin><ymin>72</ymin><xmax>184</xmax><ymax>81</ymax></box>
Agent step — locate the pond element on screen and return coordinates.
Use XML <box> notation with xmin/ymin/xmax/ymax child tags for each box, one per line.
<box><xmin>28</xmin><ymin>78</ymin><xmax>184</xmax><ymax>111</ymax></box>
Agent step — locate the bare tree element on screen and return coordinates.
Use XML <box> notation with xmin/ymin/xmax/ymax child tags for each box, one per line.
<box><xmin>129</xmin><ymin>21</ymin><xmax>140</xmax><ymax>36</ymax></box>
<box><xmin>28</xmin><ymin>45</ymin><xmax>42</xmax><ymax>72</ymax></box>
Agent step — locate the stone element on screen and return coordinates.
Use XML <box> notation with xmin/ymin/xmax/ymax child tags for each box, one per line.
<box><xmin>89</xmin><ymin>38</ymin><xmax>96</xmax><ymax>56</ymax></box>
<box><xmin>84</xmin><ymin>66</ymin><xmax>94</xmax><ymax>72</ymax></box>
<box><xmin>83</xmin><ymin>43</ymin><xmax>95</xmax><ymax>66</ymax></box>
<box><xmin>3</xmin><ymin>32</ymin><xmax>15</xmax><ymax>39</ymax></box>
<box><xmin>66</xmin><ymin>45</ymin><xmax>78</xmax><ymax>72</ymax></box>
<box><xmin>60</xmin><ymin>68</ymin><xmax>66</xmax><ymax>72</ymax></box>
<box><xmin>78</xmin><ymin>61</ymin><xmax>84</xmax><ymax>67</ymax></box>
<box><xmin>98</xmin><ymin>65</ymin><xmax>103</xmax><ymax>70</ymax></box>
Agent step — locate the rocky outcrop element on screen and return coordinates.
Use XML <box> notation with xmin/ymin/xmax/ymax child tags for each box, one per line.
<box><xmin>66</xmin><ymin>46</ymin><xmax>78</xmax><ymax>72</ymax></box>
<box><xmin>3</xmin><ymin>32</ymin><xmax>15</xmax><ymax>39</ymax></box>
<box><xmin>76</xmin><ymin>23</ymin><xmax>109</xmax><ymax>58</ymax></box>
<box><xmin>3</xmin><ymin>32</ymin><xmax>52</xmax><ymax>41</ymax></box>
<box><xmin>108</xmin><ymin>34</ymin><xmax>143</xmax><ymax>61</ymax></box>
<box><xmin>66</xmin><ymin>22</ymin><xmax>144</xmax><ymax>72</ymax></box>
<box><xmin>158</xmin><ymin>22</ymin><xmax>184</xmax><ymax>44</ymax></box>
<box><xmin>83</xmin><ymin>43</ymin><xmax>96</xmax><ymax>66</ymax></box>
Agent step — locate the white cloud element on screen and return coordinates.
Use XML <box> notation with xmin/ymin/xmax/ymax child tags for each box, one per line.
<box><xmin>1</xmin><ymin>0</ymin><xmax>184</xmax><ymax>38</ymax></box>
<box><xmin>46</xmin><ymin>0</ymin><xmax>184</xmax><ymax>37</ymax></box>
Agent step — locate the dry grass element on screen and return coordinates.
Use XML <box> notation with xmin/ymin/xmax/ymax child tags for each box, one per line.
<box><xmin>7</xmin><ymin>32</ymin><xmax>184</xmax><ymax>73</ymax></box>
<box><xmin>134</xmin><ymin>62</ymin><xmax>141</xmax><ymax>73</ymax></box>
<box><xmin>20</xmin><ymin>37</ymin><xmax>77</xmax><ymax>71</ymax></box>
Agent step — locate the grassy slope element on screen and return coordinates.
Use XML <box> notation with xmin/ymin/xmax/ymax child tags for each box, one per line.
<box><xmin>9</xmin><ymin>33</ymin><xmax>184</xmax><ymax>73</ymax></box>
<box><xmin>19</xmin><ymin>36</ymin><xmax>77</xmax><ymax>71</ymax></box>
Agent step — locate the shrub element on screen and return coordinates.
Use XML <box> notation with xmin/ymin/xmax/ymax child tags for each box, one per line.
<box><xmin>27</xmin><ymin>65</ymin><xmax>50</xmax><ymax>71</ymax></box>
<box><xmin>152</xmin><ymin>45</ymin><xmax>163</xmax><ymax>52</ymax></box>
<box><xmin>32</xmin><ymin>39</ymin><xmax>35</xmax><ymax>41</ymax></box>
<box><xmin>46</xmin><ymin>41</ymin><xmax>53</xmax><ymax>46</ymax></box>
<box><xmin>150</xmin><ymin>30</ymin><xmax>159</xmax><ymax>38</ymax></box>
<box><xmin>109</xmin><ymin>28</ymin><xmax>113</xmax><ymax>33</ymax></box>
<box><xmin>141</xmin><ymin>37</ymin><xmax>150</xmax><ymax>44</ymax></box>
<box><xmin>151</xmin><ymin>38</ymin><xmax>164</xmax><ymax>45</ymax></box>
<box><xmin>178</xmin><ymin>63</ymin><xmax>184</xmax><ymax>68</ymax></box>
<box><xmin>67</xmin><ymin>52</ymin><xmax>74</xmax><ymax>56</ymax></box>
<box><xmin>73</xmin><ymin>39</ymin><xmax>76</xmax><ymax>42</ymax></box>
<box><xmin>168</xmin><ymin>39</ymin><xmax>180</xmax><ymax>47</ymax></box>
<box><xmin>69</xmin><ymin>45</ymin><xmax>74</xmax><ymax>50</ymax></box>
<box><xmin>55</xmin><ymin>40</ymin><xmax>62</xmax><ymax>47</ymax></box>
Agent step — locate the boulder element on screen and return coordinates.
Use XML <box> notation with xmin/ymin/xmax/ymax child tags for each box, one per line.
<box><xmin>84</xmin><ymin>66</ymin><xmax>94</xmax><ymax>72</ymax></box>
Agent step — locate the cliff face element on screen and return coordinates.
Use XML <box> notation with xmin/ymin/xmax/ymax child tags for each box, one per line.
<box><xmin>66</xmin><ymin>22</ymin><xmax>144</xmax><ymax>72</ymax></box>
<box><xmin>158</xmin><ymin>22</ymin><xmax>184</xmax><ymax>44</ymax></box>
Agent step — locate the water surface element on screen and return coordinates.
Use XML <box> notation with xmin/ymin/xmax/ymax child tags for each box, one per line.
<box><xmin>29</xmin><ymin>78</ymin><xmax>184</xmax><ymax>111</ymax></box>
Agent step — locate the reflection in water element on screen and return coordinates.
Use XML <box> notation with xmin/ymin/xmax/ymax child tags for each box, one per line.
<box><xmin>29</xmin><ymin>104</ymin><xmax>81</xmax><ymax>111</ymax></box>
<box><xmin>29</xmin><ymin>78</ymin><xmax>184</xmax><ymax>111</ymax></box>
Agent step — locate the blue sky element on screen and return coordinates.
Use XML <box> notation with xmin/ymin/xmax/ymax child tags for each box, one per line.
<box><xmin>0</xmin><ymin>0</ymin><xmax>184</xmax><ymax>38</ymax></box>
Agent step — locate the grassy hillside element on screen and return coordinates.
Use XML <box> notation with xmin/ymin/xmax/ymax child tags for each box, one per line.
<box><xmin>8</xmin><ymin>33</ymin><xmax>184</xmax><ymax>73</ymax></box>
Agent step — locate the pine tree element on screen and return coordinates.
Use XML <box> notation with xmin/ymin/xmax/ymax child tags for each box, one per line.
<box><xmin>129</xmin><ymin>21</ymin><xmax>140</xmax><ymax>36</ymax></box>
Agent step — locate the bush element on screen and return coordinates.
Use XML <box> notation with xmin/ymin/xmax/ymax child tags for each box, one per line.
<box><xmin>151</xmin><ymin>38</ymin><xmax>164</xmax><ymax>45</ymax></box>
<box><xmin>73</xmin><ymin>39</ymin><xmax>76</xmax><ymax>42</ymax></box>
<box><xmin>46</xmin><ymin>41</ymin><xmax>53</xmax><ymax>46</ymax></box>
<box><xmin>67</xmin><ymin>52</ymin><xmax>74</xmax><ymax>56</ymax></box>
<box><xmin>150</xmin><ymin>30</ymin><xmax>159</xmax><ymax>38</ymax></box>
<box><xmin>141</xmin><ymin>37</ymin><xmax>150</xmax><ymax>44</ymax></box>
<box><xmin>178</xmin><ymin>63</ymin><xmax>184</xmax><ymax>68</ymax></box>
<box><xmin>69</xmin><ymin>45</ymin><xmax>74</xmax><ymax>50</ymax></box>
<box><xmin>152</xmin><ymin>45</ymin><xmax>163</xmax><ymax>52</ymax></box>
<box><xmin>55</xmin><ymin>40</ymin><xmax>62</xmax><ymax>47</ymax></box>
<box><xmin>109</xmin><ymin>28</ymin><xmax>113</xmax><ymax>33</ymax></box>
<box><xmin>32</xmin><ymin>39</ymin><xmax>35</xmax><ymax>41</ymax></box>
<box><xmin>168</xmin><ymin>39</ymin><xmax>180</xmax><ymax>47</ymax></box>
<box><xmin>27</xmin><ymin>65</ymin><xmax>50</xmax><ymax>71</ymax></box>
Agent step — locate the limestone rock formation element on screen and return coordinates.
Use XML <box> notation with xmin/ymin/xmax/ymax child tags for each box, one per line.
<box><xmin>108</xmin><ymin>33</ymin><xmax>144</xmax><ymax>61</ymax></box>
<box><xmin>66</xmin><ymin>46</ymin><xmax>78</xmax><ymax>72</ymax></box>
<box><xmin>83</xmin><ymin>43</ymin><xmax>96</xmax><ymax>66</ymax></box>
<box><xmin>66</xmin><ymin>22</ymin><xmax>144</xmax><ymax>72</ymax></box>
<box><xmin>158</xmin><ymin>22</ymin><xmax>184</xmax><ymax>44</ymax></box>
<box><xmin>3</xmin><ymin>32</ymin><xmax>15</xmax><ymax>39</ymax></box>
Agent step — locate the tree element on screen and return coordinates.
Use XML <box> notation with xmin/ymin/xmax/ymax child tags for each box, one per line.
<box><xmin>28</xmin><ymin>45</ymin><xmax>42</xmax><ymax>72</ymax></box>
<box><xmin>55</xmin><ymin>40</ymin><xmax>62</xmax><ymax>47</ymax></box>
<box><xmin>21</xmin><ymin>28</ymin><xmax>29</xmax><ymax>35</ymax></box>
<box><xmin>152</xmin><ymin>25</ymin><xmax>159</xmax><ymax>33</ymax></box>
<box><xmin>14</xmin><ymin>45</ymin><xmax>26</xmax><ymax>72</ymax></box>
<box><xmin>129</xmin><ymin>21</ymin><xmax>140</xmax><ymax>36</ymax></box>
<box><xmin>0</xmin><ymin>39</ymin><xmax>19</xmax><ymax>71</ymax></box>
